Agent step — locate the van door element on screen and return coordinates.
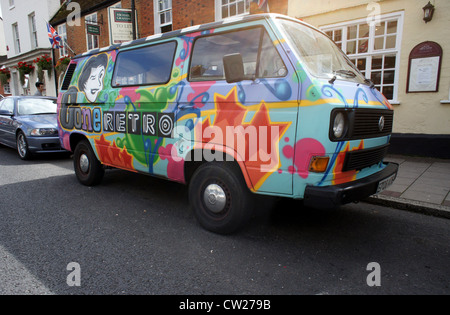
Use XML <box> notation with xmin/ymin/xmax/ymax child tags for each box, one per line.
<box><xmin>110</xmin><ymin>41</ymin><xmax>179</xmax><ymax>176</ymax></box>
<box><xmin>181</xmin><ymin>24</ymin><xmax>299</xmax><ymax>195</ymax></box>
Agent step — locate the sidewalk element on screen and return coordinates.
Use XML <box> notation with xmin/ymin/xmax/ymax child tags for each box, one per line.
<box><xmin>367</xmin><ymin>154</ymin><xmax>450</xmax><ymax>219</ymax></box>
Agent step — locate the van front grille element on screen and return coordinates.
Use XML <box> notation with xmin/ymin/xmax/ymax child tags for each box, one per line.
<box><xmin>342</xmin><ymin>144</ymin><xmax>389</xmax><ymax>171</ymax></box>
<box><xmin>352</xmin><ymin>109</ymin><xmax>393</xmax><ymax>139</ymax></box>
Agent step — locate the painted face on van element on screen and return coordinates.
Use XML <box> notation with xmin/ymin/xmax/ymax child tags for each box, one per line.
<box><xmin>84</xmin><ymin>66</ymin><xmax>105</xmax><ymax>102</ymax></box>
<box><xmin>78</xmin><ymin>54</ymin><xmax>108</xmax><ymax>103</ymax></box>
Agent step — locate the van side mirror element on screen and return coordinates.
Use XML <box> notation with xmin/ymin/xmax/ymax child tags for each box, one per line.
<box><xmin>223</xmin><ymin>53</ymin><xmax>246</xmax><ymax>83</ymax></box>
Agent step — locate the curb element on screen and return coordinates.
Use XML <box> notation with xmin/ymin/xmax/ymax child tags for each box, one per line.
<box><xmin>366</xmin><ymin>195</ymin><xmax>450</xmax><ymax>220</ymax></box>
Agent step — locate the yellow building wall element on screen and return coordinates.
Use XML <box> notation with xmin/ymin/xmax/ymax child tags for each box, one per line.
<box><xmin>289</xmin><ymin>0</ymin><xmax>450</xmax><ymax>135</ymax></box>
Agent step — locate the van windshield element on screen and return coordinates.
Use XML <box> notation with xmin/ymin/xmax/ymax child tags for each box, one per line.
<box><xmin>278</xmin><ymin>19</ymin><xmax>366</xmax><ymax>85</ymax></box>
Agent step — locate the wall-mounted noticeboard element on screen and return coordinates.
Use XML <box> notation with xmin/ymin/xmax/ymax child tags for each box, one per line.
<box><xmin>407</xmin><ymin>41</ymin><xmax>442</xmax><ymax>93</ymax></box>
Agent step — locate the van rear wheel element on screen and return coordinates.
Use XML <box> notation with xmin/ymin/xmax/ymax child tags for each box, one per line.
<box><xmin>73</xmin><ymin>140</ymin><xmax>104</xmax><ymax>186</ymax></box>
<box><xmin>189</xmin><ymin>162</ymin><xmax>254</xmax><ymax>234</ymax></box>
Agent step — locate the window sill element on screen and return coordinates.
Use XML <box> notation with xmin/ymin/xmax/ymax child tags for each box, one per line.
<box><xmin>389</xmin><ymin>101</ymin><xmax>400</xmax><ymax>105</ymax></box>
<box><xmin>440</xmin><ymin>100</ymin><xmax>450</xmax><ymax>104</ymax></box>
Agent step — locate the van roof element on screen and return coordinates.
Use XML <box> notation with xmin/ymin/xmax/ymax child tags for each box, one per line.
<box><xmin>73</xmin><ymin>13</ymin><xmax>317</xmax><ymax>60</ymax></box>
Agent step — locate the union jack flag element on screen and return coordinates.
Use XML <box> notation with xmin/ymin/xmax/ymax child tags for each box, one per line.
<box><xmin>47</xmin><ymin>22</ymin><xmax>62</xmax><ymax>49</ymax></box>
<box><xmin>252</xmin><ymin>0</ymin><xmax>269</xmax><ymax>12</ymax></box>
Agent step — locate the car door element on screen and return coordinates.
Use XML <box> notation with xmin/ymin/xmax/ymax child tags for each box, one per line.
<box><xmin>0</xmin><ymin>99</ymin><xmax>5</xmax><ymax>142</ymax></box>
<box><xmin>0</xmin><ymin>98</ymin><xmax>16</xmax><ymax>146</ymax></box>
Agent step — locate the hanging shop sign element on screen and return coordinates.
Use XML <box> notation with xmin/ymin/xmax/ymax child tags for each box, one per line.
<box><xmin>87</xmin><ymin>24</ymin><xmax>101</xmax><ymax>36</ymax></box>
<box><xmin>108</xmin><ymin>8</ymin><xmax>136</xmax><ymax>45</ymax></box>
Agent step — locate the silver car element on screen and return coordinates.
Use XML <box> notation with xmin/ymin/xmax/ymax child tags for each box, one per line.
<box><xmin>0</xmin><ymin>96</ymin><xmax>67</xmax><ymax>160</ymax></box>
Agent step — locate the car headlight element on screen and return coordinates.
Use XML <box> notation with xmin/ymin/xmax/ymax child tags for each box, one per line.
<box><xmin>333</xmin><ymin>112</ymin><xmax>346</xmax><ymax>139</ymax></box>
<box><xmin>30</xmin><ymin>128</ymin><xmax>58</xmax><ymax>136</ymax></box>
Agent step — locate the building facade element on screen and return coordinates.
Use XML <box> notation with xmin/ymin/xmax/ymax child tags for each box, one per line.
<box><xmin>0</xmin><ymin>17</ymin><xmax>10</xmax><ymax>97</ymax></box>
<box><xmin>291</xmin><ymin>0</ymin><xmax>450</xmax><ymax>157</ymax></box>
<box><xmin>0</xmin><ymin>0</ymin><xmax>61</xmax><ymax>96</ymax></box>
<box><xmin>50</xmin><ymin>0</ymin><xmax>288</xmax><ymax>59</ymax></box>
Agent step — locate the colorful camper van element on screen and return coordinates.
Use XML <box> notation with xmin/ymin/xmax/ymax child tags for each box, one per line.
<box><xmin>57</xmin><ymin>14</ymin><xmax>398</xmax><ymax>234</ymax></box>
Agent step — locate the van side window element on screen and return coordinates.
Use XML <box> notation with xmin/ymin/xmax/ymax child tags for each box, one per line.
<box><xmin>258</xmin><ymin>31</ymin><xmax>288</xmax><ymax>78</ymax></box>
<box><xmin>189</xmin><ymin>27</ymin><xmax>286</xmax><ymax>81</ymax></box>
<box><xmin>112</xmin><ymin>41</ymin><xmax>176</xmax><ymax>87</ymax></box>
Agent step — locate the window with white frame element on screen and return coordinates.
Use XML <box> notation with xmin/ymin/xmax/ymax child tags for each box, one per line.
<box><xmin>322</xmin><ymin>12</ymin><xmax>403</xmax><ymax>101</ymax></box>
<box><xmin>29</xmin><ymin>13</ymin><xmax>38</xmax><ymax>49</ymax></box>
<box><xmin>12</xmin><ymin>23</ymin><xmax>21</xmax><ymax>54</ymax></box>
<box><xmin>154</xmin><ymin>0</ymin><xmax>172</xmax><ymax>34</ymax></box>
<box><xmin>3</xmin><ymin>83</ymin><xmax>11</xmax><ymax>94</ymax></box>
<box><xmin>85</xmin><ymin>13</ymin><xmax>99</xmax><ymax>51</ymax></box>
<box><xmin>58</xmin><ymin>24</ymin><xmax>68</xmax><ymax>57</ymax></box>
<box><xmin>9</xmin><ymin>0</ymin><xmax>14</xmax><ymax>8</ymax></box>
<box><xmin>215</xmin><ymin>0</ymin><xmax>249</xmax><ymax>21</ymax></box>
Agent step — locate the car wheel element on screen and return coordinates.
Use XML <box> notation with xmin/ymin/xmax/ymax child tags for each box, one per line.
<box><xmin>73</xmin><ymin>139</ymin><xmax>104</xmax><ymax>186</ymax></box>
<box><xmin>17</xmin><ymin>131</ymin><xmax>32</xmax><ymax>160</ymax></box>
<box><xmin>189</xmin><ymin>162</ymin><xmax>254</xmax><ymax>235</ymax></box>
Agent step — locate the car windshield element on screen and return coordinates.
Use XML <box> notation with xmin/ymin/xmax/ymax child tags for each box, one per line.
<box><xmin>18</xmin><ymin>98</ymin><xmax>57</xmax><ymax>115</ymax></box>
<box><xmin>277</xmin><ymin>19</ymin><xmax>366</xmax><ymax>84</ymax></box>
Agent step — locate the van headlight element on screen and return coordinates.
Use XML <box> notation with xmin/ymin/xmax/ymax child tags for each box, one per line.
<box><xmin>330</xmin><ymin>111</ymin><xmax>349</xmax><ymax>141</ymax></box>
<box><xmin>333</xmin><ymin>112</ymin><xmax>346</xmax><ymax>139</ymax></box>
<box><xmin>30</xmin><ymin>128</ymin><xmax>58</xmax><ymax>136</ymax></box>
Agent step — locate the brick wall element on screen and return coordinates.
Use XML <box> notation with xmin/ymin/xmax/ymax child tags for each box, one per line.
<box><xmin>172</xmin><ymin>0</ymin><xmax>215</xmax><ymax>30</ymax></box>
<box><xmin>267</xmin><ymin>0</ymin><xmax>289</xmax><ymax>15</ymax></box>
<box><xmin>122</xmin><ymin>0</ymin><xmax>154</xmax><ymax>38</ymax></box>
<box><xmin>55</xmin><ymin>6</ymin><xmax>111</xmax><ymax>59</ymax></box>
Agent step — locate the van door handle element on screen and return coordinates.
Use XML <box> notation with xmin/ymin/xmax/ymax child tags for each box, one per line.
<box><xmin>179</xmin><ymin>104</ymin><xmax>194</xmax><ymax>110</ymax></box>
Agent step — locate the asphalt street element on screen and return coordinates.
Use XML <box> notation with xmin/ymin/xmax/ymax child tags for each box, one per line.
<box><xmin>0</xmin><ymin>145</ymin><xmax>449</xmax><ymax>295</ymax></box>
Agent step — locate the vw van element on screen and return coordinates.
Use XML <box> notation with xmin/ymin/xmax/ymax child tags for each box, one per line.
<box><xmin>57</xmin><ymin>14</ymin><xmax>398</xmax><ymax>234</ymax></box>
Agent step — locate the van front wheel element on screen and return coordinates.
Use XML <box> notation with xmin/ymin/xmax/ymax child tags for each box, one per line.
<box><xmin>73</xmin><ymin>140</ymin><xmax>104</xmax><ymax>186</ymax></box>
<box><xmin>189</xmin><ymin>162</ymin><xmax>254</xmax><ymax>234</ymax></box>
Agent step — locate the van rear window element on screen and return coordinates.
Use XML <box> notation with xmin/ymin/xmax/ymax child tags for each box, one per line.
<box><xmin>112</xmin><ymin>41</ymin><xmax>176</xmax><ymax>87</ymax></box>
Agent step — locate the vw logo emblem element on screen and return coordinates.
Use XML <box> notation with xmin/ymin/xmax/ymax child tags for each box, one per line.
<box><xmin>378</xmin><ymin>116</ymin><xmax>385</xmax><ymax>132</ymax></box>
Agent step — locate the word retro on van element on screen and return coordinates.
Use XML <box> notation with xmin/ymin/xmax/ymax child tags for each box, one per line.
<box><xmin>57</xmin><ymin>14</ymin><xmax>398</xmax><ymax>234</ymax></box>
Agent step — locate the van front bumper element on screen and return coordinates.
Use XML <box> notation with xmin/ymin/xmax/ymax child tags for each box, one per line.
<box><xmin>303</xmin><ymin>163</ymin><xmax>399</xmax><ymax>209</ymax></box>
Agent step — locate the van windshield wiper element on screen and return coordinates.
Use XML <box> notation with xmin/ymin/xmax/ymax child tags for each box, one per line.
<box><xmin>334</xmin><ymin>69</ymin><xmax>357</xmax><ymax>78</ymax></box>
<box><xmin>364</xmin><ymin>78</ymin><xmax>376</xmax><ymax>89</ymax></box>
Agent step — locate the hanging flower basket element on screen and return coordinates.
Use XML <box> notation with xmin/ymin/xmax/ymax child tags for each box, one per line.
<box><xmin>0</xmin><ymin>68</ymin><xmax>11</xmax><ymax>85</ymax></box>
<box><xmin>34</xmin><ymin>55</ymin><xmax>53</xmax><ymax>81</ymax></box>
<box><xmin>15</xmin><ymin>62</ymin><xmax>35</xmax><ymax>85</ymax></box>
<box><xmin>56</xmin><ymin>56</ymin><xmax>71</xmax><ymax>74</ymax></box>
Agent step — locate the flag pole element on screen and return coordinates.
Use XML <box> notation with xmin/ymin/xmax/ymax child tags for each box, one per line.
<box><xmin>51</xmin><ymin>48</ymin><xmax>58</xmax><ymax>96</ymax></box>
<box><xmin>44</xmin><ymin>19</ymin><xmax>63</xmax><ymax>95</ymax></box>
<box><xmin>64</xmin><ymin>42</ymin><xmax>76</xmax><ymax>56</ymax></box>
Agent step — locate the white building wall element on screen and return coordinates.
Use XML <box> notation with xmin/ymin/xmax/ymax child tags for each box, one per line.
<box><xmin>0</xmin><ymin>0</ymin><xmax>61</xmax><ymax>95</ymax></box>
<box><xmin>1</xmin><ymin>0</ymin><xmax>60</xmax><ymax>58</ymax></box>
<box><xmin>0</xmin><ymin>18</ymin><xmax>7</xmax><ymax>56</ymax></box>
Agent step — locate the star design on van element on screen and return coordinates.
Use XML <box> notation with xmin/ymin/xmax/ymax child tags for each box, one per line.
<box><xmin>200</xmin><ymin>87</ymin><xmax>290</xmax><ymax>191</ymax></box>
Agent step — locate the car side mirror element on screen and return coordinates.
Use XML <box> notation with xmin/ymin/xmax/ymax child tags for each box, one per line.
<box><xmin>0</xmin><ymin>109</ymin><xmax>13</xmax><ymax>116</ymax></box>
<box><xmin>223</xmin><ymin>53</ymin><xmax>246</xmax><ymax>84</ymax></box>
